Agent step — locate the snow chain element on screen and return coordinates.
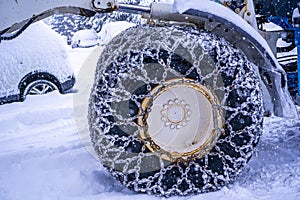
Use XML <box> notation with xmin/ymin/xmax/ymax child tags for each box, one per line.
<box><xmin>89</xmin><ymin>25</ymin><xmax>263</xmax><ymax>196</ymax></box>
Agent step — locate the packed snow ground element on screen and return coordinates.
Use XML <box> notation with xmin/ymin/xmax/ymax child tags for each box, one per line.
<box><xmin>1</xmin><ymin>47</ymin><xmax>300</xmax><ymax>200</ymax></box>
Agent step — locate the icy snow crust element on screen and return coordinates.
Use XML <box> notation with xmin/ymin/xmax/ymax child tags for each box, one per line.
<box><xmin>0</xmin><ymin>21</ymin><xmax>73</xmax><ymax>98</ymax></box>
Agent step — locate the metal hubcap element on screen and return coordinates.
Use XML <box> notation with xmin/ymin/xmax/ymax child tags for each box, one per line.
<box><xmin>26</xmin><ymin>81</ymin><xmax>56</xmax><ymax>95</ymax></box>
<box><xmin>138</xmin><ymin>79</ymin><xmax>223</xmax><ymax>161</ymax></box>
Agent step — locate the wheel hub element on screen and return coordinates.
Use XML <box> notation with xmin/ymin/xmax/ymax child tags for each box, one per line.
<box><xmin>166</xmin><ymin>103</ymin><xmax>185</xmax><ymax>124</ymax></box>
<box><xmin>138</xmin><ymin>79</ymin><xmax>223</xmax><ymax>161</ymax></box>
<box><xmin>161</xmin><ymin>98</ymin><xmax>190</xmax><ymax>129</ymax></box>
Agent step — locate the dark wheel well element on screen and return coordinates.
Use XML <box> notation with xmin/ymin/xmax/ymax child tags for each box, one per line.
<box><xmin>19</xmin><ymin>72</ymin><xmax>62</xmax><ymax>98</ymax></box>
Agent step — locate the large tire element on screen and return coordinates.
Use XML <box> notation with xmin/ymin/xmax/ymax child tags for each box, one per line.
<box><xmin>88</xmin><ymin>26</ymin><xmax>263</xmax><ymax>196</ymax></box>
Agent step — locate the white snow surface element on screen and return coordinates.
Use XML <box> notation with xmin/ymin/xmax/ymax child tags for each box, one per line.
<box><xmin>263</xmin><ymin>22</ymin><xmax>283</xmax><ymax>32</ymax></box>
<box><xmin>98</xmin><ymin>21</ymin><xmax>136</xmax><ymax>45</ymax></box>
<box><xmin>71</xmin><ymin>29</ymin><xmax>99</xmax><ymax>48</ymax></box>
<box><xmin>293</xmin><ymin>7</ymin><xmax>300</xmax><ymax>21</ymax></box>
<box><xmin>0</xmin><ymin>46</ymin><xmax>300</xmax><ymax>200</ymax></box>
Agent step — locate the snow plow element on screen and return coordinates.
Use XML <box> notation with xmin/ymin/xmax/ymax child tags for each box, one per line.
<box><xmin>0</xmin><ymin>0</ymin><xmax>299</xmax><ymax>196</ymax></box>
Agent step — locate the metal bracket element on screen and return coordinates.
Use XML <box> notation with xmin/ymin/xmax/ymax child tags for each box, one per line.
<box><xmin>91</xmin><ymin>0</ymin><xmax>117</xmax><ymax>12</ymax></box>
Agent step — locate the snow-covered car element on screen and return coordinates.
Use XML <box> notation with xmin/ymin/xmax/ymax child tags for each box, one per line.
<box><xmin>98</xmin><ymin>21</ymin><xmax>136</xmax><ymax>45</ymax></box>
<box><xmin>71</xmin><ymin>29</ymin><xmax>99</xmax><ymax>48</ymax></box>
<box><xmin>0</xmin><ymin>21</ymin><xmax>75</xmax><ymax>105</ymax></box>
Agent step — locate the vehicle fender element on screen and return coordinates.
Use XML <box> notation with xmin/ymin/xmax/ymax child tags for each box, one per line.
<box><xmin>168</xmin><ymin>1</ymin><xmax>298</xmax><ymax>118</ymax></box>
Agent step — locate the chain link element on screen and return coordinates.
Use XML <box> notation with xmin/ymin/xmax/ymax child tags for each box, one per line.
<box><xmin>89</xmin><ymin>25</ymin><xmax>263</xmax><ymax>196</ymax></box>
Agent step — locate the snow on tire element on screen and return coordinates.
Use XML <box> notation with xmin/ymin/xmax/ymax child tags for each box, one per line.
<box><xmin>88</xmin><ymin>26</ymin><xmax>264</xmax><ymax>196</ymax></box>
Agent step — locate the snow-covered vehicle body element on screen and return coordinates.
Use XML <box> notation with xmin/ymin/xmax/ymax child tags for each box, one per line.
<box><xmin>0</xmin><ymin>0</ymin><xmax>298</xmax><ymax>197</ymax></box>
<box><xmin>71</xmin><ymin>29</ymin><xmax>99</xmax><ymax>48</ymax></box>
<box><xmin>0</xmin><ymin>21</ymin><xmax>75</xmax><ymax>104</ymax></box>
